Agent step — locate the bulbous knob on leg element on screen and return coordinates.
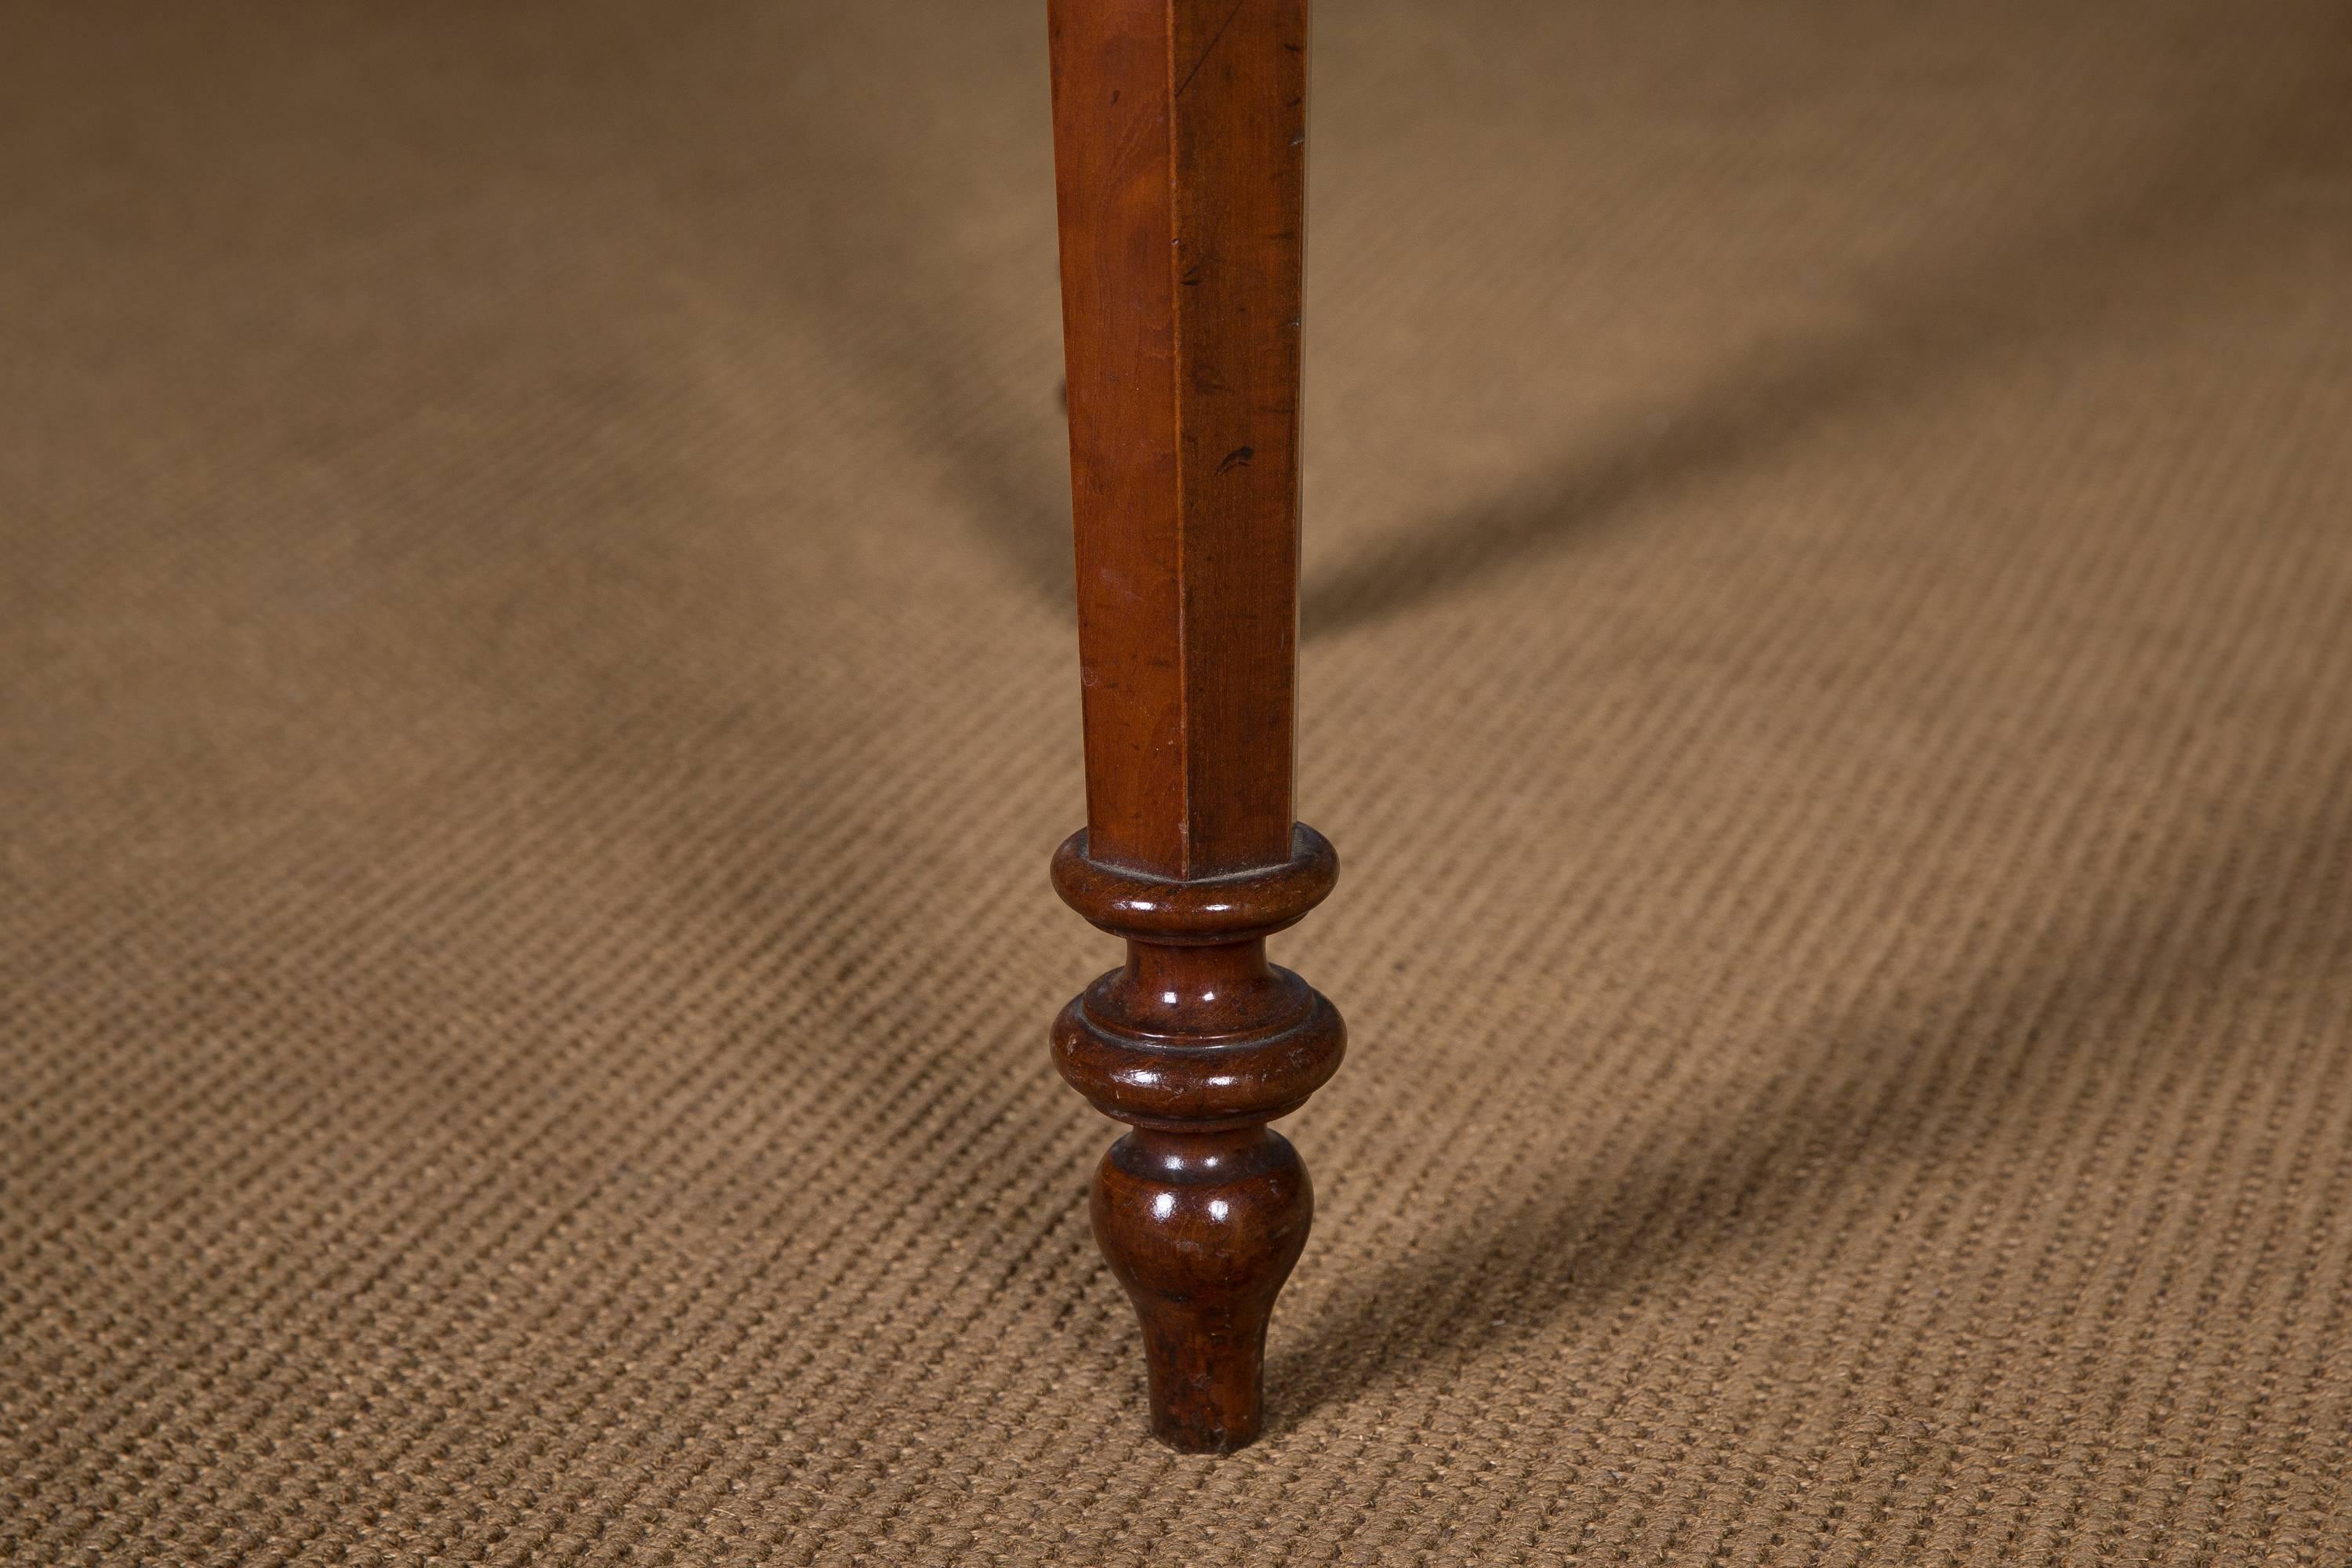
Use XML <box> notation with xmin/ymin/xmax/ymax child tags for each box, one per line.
<box><xmin>1091</xmin><ymin>1127</ymin><xmax>1312</xmax><ymax>1453</ymax></box>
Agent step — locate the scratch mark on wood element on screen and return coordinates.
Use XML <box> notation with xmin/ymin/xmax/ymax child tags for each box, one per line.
<box><xmin>1175</xmin><ymin>0</ymin><xmax>1250</xmax><ymax>100</ymax></box>
<box><xmin>1217</xmin><ymin>446</ymin><xmax>1255</xmax><ymax>474</ymax></box>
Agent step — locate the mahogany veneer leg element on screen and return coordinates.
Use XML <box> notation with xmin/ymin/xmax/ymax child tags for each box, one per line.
<box><xmin>1045</xmin><ymin>0</ymin><xmax>1341</xmax><ymax>1454</ymax></box>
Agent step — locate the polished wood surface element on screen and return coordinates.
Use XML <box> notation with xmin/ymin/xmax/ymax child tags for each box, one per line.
<box><xmin>1046</xmin><ymin>0</ymin><xmax>1341</xmax><ymax>1453</ymax></box>
<box><xmin>1049</xmin><ymin>0</ymin><xmax>1306</xmax><ymax>878</ymax></box>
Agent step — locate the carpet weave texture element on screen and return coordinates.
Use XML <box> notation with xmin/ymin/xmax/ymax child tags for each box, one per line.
<box><xmin>5</xmin><ymin>2</ymin><xmax>2352</xmax><ymax>1563</ymax></box>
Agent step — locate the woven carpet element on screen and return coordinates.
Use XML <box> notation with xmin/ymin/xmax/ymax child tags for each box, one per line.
<box><xmin>5</xmin><ymin>1</ymin><xmax>2351</xmax><ymax>1562</ymax></box>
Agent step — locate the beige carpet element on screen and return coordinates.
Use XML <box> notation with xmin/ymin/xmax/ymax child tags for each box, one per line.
<box><xmin>6</xmin><ymin>1</ymin><xmax>2352</xmax><ymax>1562</ymax></box>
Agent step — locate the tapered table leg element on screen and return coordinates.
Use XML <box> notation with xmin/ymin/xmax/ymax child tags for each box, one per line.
<box><xmin>1045</xmin><ymin>0</ymin><xmax>1341</xmax><ymax>1454</ymax></box>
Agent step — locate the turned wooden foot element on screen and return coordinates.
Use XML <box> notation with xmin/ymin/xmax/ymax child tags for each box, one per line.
<box><xmin>1051</xmin><ymin>831</ymin><xmax>1343</xmax><ymax>1450</ymax></box>
<box><xmin>1094</xmin><ymin>1127</ymin><xmax>1310</xmax><ymax>1451</ymax></box>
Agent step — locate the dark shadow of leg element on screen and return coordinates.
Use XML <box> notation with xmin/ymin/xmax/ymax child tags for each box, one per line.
<box><xmin>1301</xmin><ymin>29</ymin><xmax>2352</xmax><ymax>637</ymax></box>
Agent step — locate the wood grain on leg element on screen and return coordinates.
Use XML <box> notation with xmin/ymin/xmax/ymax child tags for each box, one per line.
<box><xmin>1046</xmin><ymin>0</ymin><xmax>1340</xmax><ymax>1454</ymax></box>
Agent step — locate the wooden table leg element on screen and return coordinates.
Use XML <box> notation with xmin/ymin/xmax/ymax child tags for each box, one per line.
<box><xmin>1045</xmin><ymin>0</ymin><xmax>1341</xmax><ymax>1454</ymax></box>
